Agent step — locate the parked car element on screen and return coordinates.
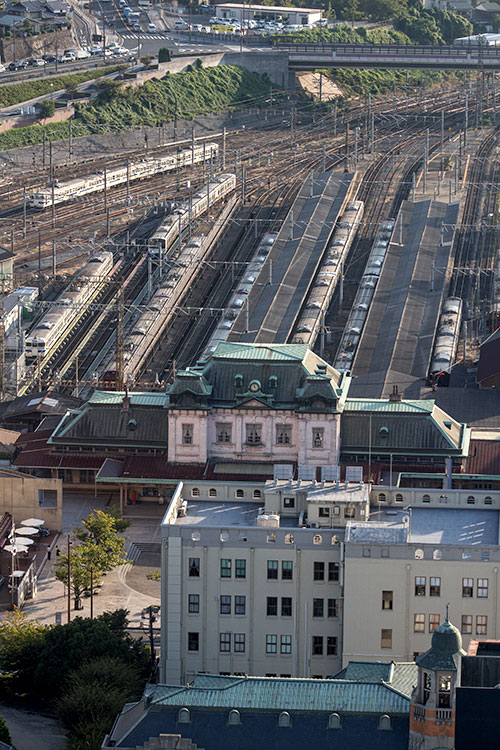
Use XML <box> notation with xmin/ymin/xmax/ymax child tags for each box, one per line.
<box><xmin>0</xmin><ymin>64</ymin><xmax>5</xmax><ymax>73</ymax></box>
<box><xmin>43</xmin><ymin>53</ymin><xmax>56</xmax><ymax>62</ymax></box>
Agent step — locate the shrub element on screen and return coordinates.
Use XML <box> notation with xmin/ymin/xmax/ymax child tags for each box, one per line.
<box><xmin>158</xmin><ymin>47</ymin><xmax>171</xmax><ymax>63</ymax></box>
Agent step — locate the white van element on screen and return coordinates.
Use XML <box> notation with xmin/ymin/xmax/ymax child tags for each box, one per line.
<box><xmin>147</xmin><ymin>22</ymin><xmax>156</xmax><ymax>32</ymax></box>
<box><xmin>174</xmin><ymin>19</ymin><xmax>188</xmax><ymax>29</ymax></box>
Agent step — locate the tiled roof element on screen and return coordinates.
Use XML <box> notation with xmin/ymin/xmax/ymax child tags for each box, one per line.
<box><xmin>51</xmin><ymin>403</ymin><xmax>168</xmax><ymax>446</ymax></box>
<box><xmin>151</xmin><ymin>674</ymin><xmax>410</xmax><ymax>714</ymax></box>
<box><xmin>212</xmin><ymin>342</ymin><xmax>309</xmax><ymax>362</ymax></box>
<box><xmin>340</xmin><ymin>661</ymin><xmax>417</xmax><ymax>698</ymax></box>
<box><xmin>466</xmin><ymin>439</ymin><xmax>500</xmax><ymax>476</ymax></box>
<box><xmin>345</xmin><ymin>399</ymin><xmax>435</xmax><ymax>413</ymax></box>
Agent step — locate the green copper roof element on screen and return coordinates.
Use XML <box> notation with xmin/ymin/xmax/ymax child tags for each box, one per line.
<box><xmin>417</xmin><ymin>619</ymin><xmax>465</xmax><ymax>671</ymax></box>
<box><xmin>151</xmin><ymin>674</ymin><xmax>410</xmax><ymax>715</ymax></box>
<box><xmin>341</xmin><ymin>661</ymin><xmax>417</xmax><ymax>698</ymax></box>
<box><xmin>88</xmin><ymin>391</ymin><xmax>168</xmax><ymax>407</ymax></box>
<box><xmin>212</xmin><ymin>342</ymin><xmax>309</xmax><ymax>362</ymax></box>
<box><xmin>345</xmin><ymin>399</ymin><xmax>436</xmax><ymax>413</ymax></box>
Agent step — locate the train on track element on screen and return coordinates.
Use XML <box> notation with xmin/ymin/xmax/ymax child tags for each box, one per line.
<box><xmin>25</xmin><ymin>251</ymin><xmax>115</xmax><ymax>360</ymax></box>
<box><xmin>428</xmin><ymin>297</ymin><xmax>462</xmax><ymax>386</ymax></box>
<box><xmin>201</xmin><ymin>232</ymin><xmax>278</xmax><ymax>359</ymax></box>
<box><xmin>28</xmin><ymin>143</ymin><xmax>220</xmax><ymax>209</ymax></box>
<box><xmin>334</xmin><ymin>218</ymin><xmax>395</xmax><ymax>373</ymax></box>
<box><xmin>291</xmin><ymin>200</ymin><xmax>364</xmax><ymax>348</ymax></box>
<box><xmin>148</xmin><ymin>173</ymin><xmax>237</xmax><ymax>256</ymax></box>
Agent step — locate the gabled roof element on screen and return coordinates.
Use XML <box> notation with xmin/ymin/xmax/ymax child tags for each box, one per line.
<box><xmin>149</xmin><ymin>674</ymin><xmax>410</xmax><ymax>714</ymax></box>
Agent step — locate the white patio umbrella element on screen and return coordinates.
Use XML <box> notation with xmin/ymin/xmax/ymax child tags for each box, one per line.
<box><xmin>4</xmin><ymin>544</ymin><xmax>28</xmax><ymax>554</ymax></box>
<box><xmin>18</xmin><ymin>527</ymin><xmax>39</xmax><ymax>535</ymax></box>
<box><xmin>12</xmin><ymin>537</ymin><xmax>34</xmax><ymax>546</ymax></box>
<box><xmin>9</xmin><ymin>571</ymin><xmax>24</xmax><ymax>578</ymax></box>
<box><xmin>20</xmin><ymin>518</ymin><xmax>44</xmax><ymax>526</ymax></box>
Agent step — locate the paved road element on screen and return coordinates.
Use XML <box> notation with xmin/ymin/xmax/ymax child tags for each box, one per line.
<box><xmin>0</xmin><ymin>705</ymin><xmax>66</xmax><ymax>750</ymax></box>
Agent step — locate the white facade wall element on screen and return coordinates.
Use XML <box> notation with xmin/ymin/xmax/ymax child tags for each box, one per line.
<box><xmin>343</xmin><ymin>545</ymin><xmax>500</xmax><ymax>665</ymax></box>
<box><xmin>160</xmin><ymin>518</ymin><xmax>342</xmax><ymax>684</ymax></box>
<box><xmin>168</xmin><ymin>407</ymin><xmax>341</xmax><ymax>466</ymax></box>
<box><xmin>371</xmin><ymin>485</ymin><xmax>500</xmax><ymax>511</ymax></box>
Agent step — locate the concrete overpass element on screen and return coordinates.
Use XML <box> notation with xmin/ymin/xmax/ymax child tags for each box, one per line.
<box><xmin>275</xmin><ymin>42</ymin><xmax>500</xmax><ymax>70</ymax></box>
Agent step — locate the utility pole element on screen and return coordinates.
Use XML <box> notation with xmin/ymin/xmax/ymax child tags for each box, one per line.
<box><xmin>126</xmin><ymin>159</ymin><xmax>130</xmax><ymax>201</ymax></box>
<box><xmin>116</xmin><ymin>287</ymin><xmax>124</xmax><ymax>391</ymax></box>
<box><xmin>68</xmin><ymin>118</ymin><xmax>72</xmax><ymax>161</ymax></box>
<box><xmin>51</xmin><ymin>182</ymin><xmax>55</xmax><ymax>230</ymax></box>
<box><xmin>23</xmin><ymin>187</ymin><xmax>26</xmax><ymax>238</ymax></box>
<box><xmin>67</xmin><ymin>535</ymin><xmax>72</xmax><ymax>623</ymax></box>
<box><xmin>42</xmin><ymin>130</ymin><xmax>46</xmax><ymax>168</ymax></box>
<box><xmin>0</xmin><ymin>277</ymin><xmax>5</xmax><ymax>401</ymax></box>
<box><xmin>38</xmin><ymin>232</ymin><xmax>42</xmax><ymax>299</ymax></box>
<box><xmin>104</xmin><ymin>166</ymin><xmax>107</xmax><ymax>214</ymax></box>
<box><xmin>222</xmin><ymin>127</ymin><xmax>226</xmax><ymax>171</ymax></box>
<box><xmin>464</xmin><ymin>93</ymin><xmax>468</xmax><ymax>146</ymax></box>
<box><xmin>52</xmin><ymin>239</ymin><xmax>56</xmax><ymax>277</ymax></box>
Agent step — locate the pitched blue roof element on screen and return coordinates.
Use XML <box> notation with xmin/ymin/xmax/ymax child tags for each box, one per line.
<box><xmin>151</xmin><ymin>674</ymin><xmax>410</xmax><ymax>715</ymax></box>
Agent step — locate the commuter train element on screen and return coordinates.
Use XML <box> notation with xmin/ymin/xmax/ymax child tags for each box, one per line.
<box><xmin>25</xmin><ymin>251</ymin><xmax>115</xmax><ymax>360</ymax></box>
<box><xmin>28</xmin><ymin>143</ymin><xmax>219</xmax><ymax>209</ymax></box>
<box><xmin>291</xmin><ymin>201</ymin><xmax>364</xmax><ymax>348</ymax></box>
<box><xmin>201</xmin><ymin>232</ymin><xmax>278</xmax><ymax>359</ymax></box>
<box><xmin>428</xmin><ymin>297</ymin><xmax>463</xmax><ymax>386</ymax></box>
<box><xmin>334</xmin><ymin>218</ymin><xmax>395</xmax><ymax>372</ymax></box>
<box><xmin>148</xmin><ymin>173</ymin><xmax>236</xmax><ymax>256</ymax></box>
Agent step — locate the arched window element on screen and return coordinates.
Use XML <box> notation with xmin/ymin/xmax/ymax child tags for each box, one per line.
<box><xmin>467</xmin><ymin>495</ymin><xmax>475</xmax><ymax>505</ymax></box>
<box><xmin>313</xmin><ymin>534</ymin><xmax>322</xmax><ymax>545</ymax></box>
<box><xmin>234</xmin><ymin>375</ymin><xmax>243</xmax><ymax>388</ymax></box>
<box><xmin>415</xmin><ymin>548</ymin><xmax>424</xmax><ymax>560</ymax></box>
<box><xmin>328</xmin><ymin>713</ymin><xmax>341</xmax><ymax>729</ymax></box>
<box><xmin>395</xmin><ymin>493</ymin><xmax>403</xmax><ymax>503</ymax></box>
<box><xmin>422</xmin><ymin>494</ymin><xmax>431</xmax><ymax>503</ymax></box>
<box><xmin>191</xmin><ymin>487</ymin><xmax>200</xmax><ymax>497</ymax></box>
<box><xmin>228</xmin><ymin>709</ymin><xmax>241</xmax><ymax>726</ymax></box>
<box><xmin>378</xmin><ymin>493</ymin><xmax>386</xmax><ymax>502</ymax></box>
<box><xmin>253</xmin><ymin>489</ymin><xmax>262</xmax><ymax>499</ymax></box>
<box><xmin>378</xmin><ymin>714</ymin><xmax>392</xmax><ymax>730</ymax></box>
<box><xmin>433</xmin><ymin>549</ymin><xmax>442</xmax><ymax>560</ymax></box>
<box><xmin>484</xmin><ymin>496</ymin><xmax>493</xmax><ymax>505</ymax></box>
<box><xmin>178</xmin><ymin>707</ymin><xmax>191</xmax><ymax>723</ymax></box>
<box><xmin>268</xmin><ymin>376</ymin><xmax>278</xmax><ymax>389</ymax></box>
<box><xmin>278</xmin><ymin>711</ymin><xmax>291</xmax><ymax>728</ymax></box>
<box><xmin>379</xmin><ymin>426</ymin><xmax>389</xmax><ymax>438</ymax></box>
<box><xmin>236</xmin><ymin>489</ymin><xmax>244</xmax><ymax>498</ymax></box>
<box><xmin>209</xmin><ymin>488</ymin><xmax>217</xmax><ymax>497</ymax></box>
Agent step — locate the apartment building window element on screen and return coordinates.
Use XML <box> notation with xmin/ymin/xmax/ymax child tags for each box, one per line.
<box><xmin>221</xmin><ymin>559</ymin><xmax>231</xmax><ymax>578</ymax></box>
<box><xmin>235</xmin><ymin>595</ymin><xmax>246</xmax><ymax>615</ymax></box>
<box><xmin>267</xmin><ymin>597</ymin><xmax>278</xmax><ymax>616</ymax></box>
<box><xmin>314</xmin><ymin>562</ymin><xmax>325</xmax><ymax>581</ymax></box>
<box><xmin>328</xmin><ymin>598</ymin><xmax>338</xmax><ymax>618</ymax></box>
<box><xmin>189</xmin><ymin>558</ymin><xmax>200</xmax><ymax>577</ymax></box>
<box><xmin>182</xmin><ymin>424</ymin><xmax>193</xmax><ymax>445</ymax></box>
<box><xmin>382</xmin><ymin>591</ymin><xmax>393</xmax><ymax>610</ymax></box>
<box><xmin>216</xmin><ymin>422</ymin><xmax>232</xmax><ymax>443</ymax></box>
<box><xmin>188</xmin><ymin>632</ymin><xmax>199</xmax><ymax>651</ymax></box>
<box><xmin>329</xmin><ymin>562</ymin><xmax>339</xmax><ymax>582</ymax></box>
<box><xmin>220</xmin><ymin>595</ymin><xmax>231</xmax><ymax>615</ymax></box>
<box><xmin>414</xmin><ymin>613</ymin><xmax>425</xmax><ymax>633</ymax></box>
<box><xmin>415</xmin><ymin>577</ymin><xmax>426</xmax><ymax>596</ymax></box>
<box><xmin>462</xmin><ymin>578</ymin><xmax>473</xmax><ymax>598</ymax></box>
<box><xmin>476</xmin><ymin>615</ymin><xmax>488</xmax><ymax>635</ymax></box>
<box><xmin>312</xmin><ymin>636</ymin><xmax>323</xmax><ymax>656</ymax></box>
<box><xmin>220</xmin><ymin>633</ymin><xmax>231</xmax><ymax>652</ymax></box>
<box><xmin>478</xmin><ymin>578</ymin><xmax>489</xmax><ymax>598</ymax></box>
<box><xmin>281</xmin><ymin>597</ymin><xmax>292</xmax><ymax>617</ymax></box>
<box><xmin>282</xmin><ymin>561</ymin><xmax>293</xmax><ymax>580</ymax></box>
<box><xmin>313</xmin><ymin>598</ymin><xmax>324</xmax><ymax>618</ymax></box>
<box><xmin>246</xmin><ymin>424</ymin><xmax>262</xmax><ymax>445</ymax></box>
<box><xmin>461</xmin><ymin>615</ymin><xmax>472</xmax><ymax>634</ymax></box>
<box><xmin>235</xmin><ymin>559</ymin><xmax>246</xmax><ymax>579</ymax></box>
<box><xmin>234</xmin><ymin>634</ymin><xmax>246</xmax><ymax>653</ymax></box>
<box><xmin>327</xmin><ymin>637</ymin><xmax>338</xmax><ymax>656</ymax></box>
<box><xmin>283</xmin><ymin>497</ymin><xmax>295</xmax><ymax>508</ymax></box>
<box><xmin>276</xmin><ymin>424</ymin><xmax>292</xmax><ymax>445</ymax></box>
<box><xmin>267</xmin><ymin>560</ymin><xmax>278</xmax><ymax>580</ymax></box>
<box><xmin>281</xmin><ymin>635</ymin><xmax>292</xmax><ymax>655</ymax></box>
<box><xmin>188</xmin><ymin>594</ymin><xmax>200</xmax><ymax>614</ymax></box>
<box><xmin>312</xmin><ymin>428</ymin><xmax>324</xmax><ymax>448</ymax></box>
<box><xmin>429</xmin><ymin>614</ymin><xmax>440</xmax><ymax>633</ymax></box>
<box><xmin>266</xmin><ymin>634</ymin><xmax>277</xmax><ymax>654</ymax></box>
<box><xmin>430</xmin><ymin>577</ymin><xmax>441</xmax><ymax>597</ymax></box>
<box><xmin>381</xmin><ymin>629</ymin><xmax>392</xmax><ymax>648</ymax></box>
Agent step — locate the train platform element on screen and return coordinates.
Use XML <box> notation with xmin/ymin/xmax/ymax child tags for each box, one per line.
<box><xmin>229</xmin><ymin>169</ymin><xmax>356</xmax><ymax>344</ymax></box>
<box><xmin>349</xmin><ymin>198</ymin><xmax>459</xmax><ymax>399</ymax></box>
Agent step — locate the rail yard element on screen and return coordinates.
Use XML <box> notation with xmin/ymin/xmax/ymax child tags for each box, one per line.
<box><xmin>0</xmin><ymin>72</ymin><xmax>499</xmax><ymax>402</ymax></box>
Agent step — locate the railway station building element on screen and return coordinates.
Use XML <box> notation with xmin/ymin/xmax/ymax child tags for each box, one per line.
<box><xmin>213</xmin><ymin>3</ymin><xmax>323</xmax><ymax>26</ymax></box>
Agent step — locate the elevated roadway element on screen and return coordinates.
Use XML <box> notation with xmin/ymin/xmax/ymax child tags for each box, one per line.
<box><xmin>277</xmin><ymin>42</ymin><xmax>500</xmax><ymax>71</ymax></box>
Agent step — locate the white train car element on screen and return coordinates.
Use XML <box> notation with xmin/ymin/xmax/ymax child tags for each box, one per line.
<box><xmin>28</xmin><ymin>143</ymin><xmax>219</xmax><ymax>209</ymax></box>
<box><xmin>428</xmin><ymin>297</ymin><xmax>462</xmax><ymax>384</ymax></box>
<box><xmin>25</xmin><ymin>251</ymin><xmax>114</xmax><ymax>360</ymax></box>
<box><xmin>148</xmin><ymin>173</ymin><xmax>236</xmax><ymax>256</ymax></box>
<box><xmin>334</xmin><ymin>218</ymin><xmax>395</xmax><ymax>372</ymax></box>
<box><xmin>291</xmin><ymin>201</ymin><xmax>364</xmax><ymax>348</ymax></box>
<box><xmin>202</xmin><ymin>232</ymin><xmax>278</xmax><ymax>359</ymax></box>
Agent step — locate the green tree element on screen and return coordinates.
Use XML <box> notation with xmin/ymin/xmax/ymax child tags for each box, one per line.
<box><xmin>0</xmin><ymin>608</ymin><xmax>47</xmax><ymax>693</ymax></box>
<box><xmin>73</xmin><ymin>509</ymin><xmax>127</xmax><ymax>573</ymax></box>
<box><xmin>53</xmin><ymin>544</ymin><xmax>103</xmax><ymax>610</ymax></box>
<box><xmin>0</xmin><ymin>715</ymin><xmax>11</xmax><ymax>745</ymax></box>
<box><xmin>158</xmin><ymin>47</ymin><xmax>171</xmax><ymax>63</ymax></box>
<box><xmin>39</xmin><ymin>99</ymin><xmax>55</xmax><ymax>119</ymax></box>
<box><xmin>65</xmin><ymin>81</ymin><xmax>78</xmax><ymax>99</ymax></box>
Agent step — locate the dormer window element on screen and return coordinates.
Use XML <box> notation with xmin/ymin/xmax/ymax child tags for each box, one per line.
<box><xmin>234</xmin><ymin>374</ymin><xmax>243</xmax><ymax>388</ymax></box>
<box><xmin>379</xmin><ymin>426</ymin><xmax>389</xmax><ymax>438</ymax></box>
<box><xmin>269</xmin><ymin>376</ymin><xmax>278</xmax><ymax>389</ymax></box>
